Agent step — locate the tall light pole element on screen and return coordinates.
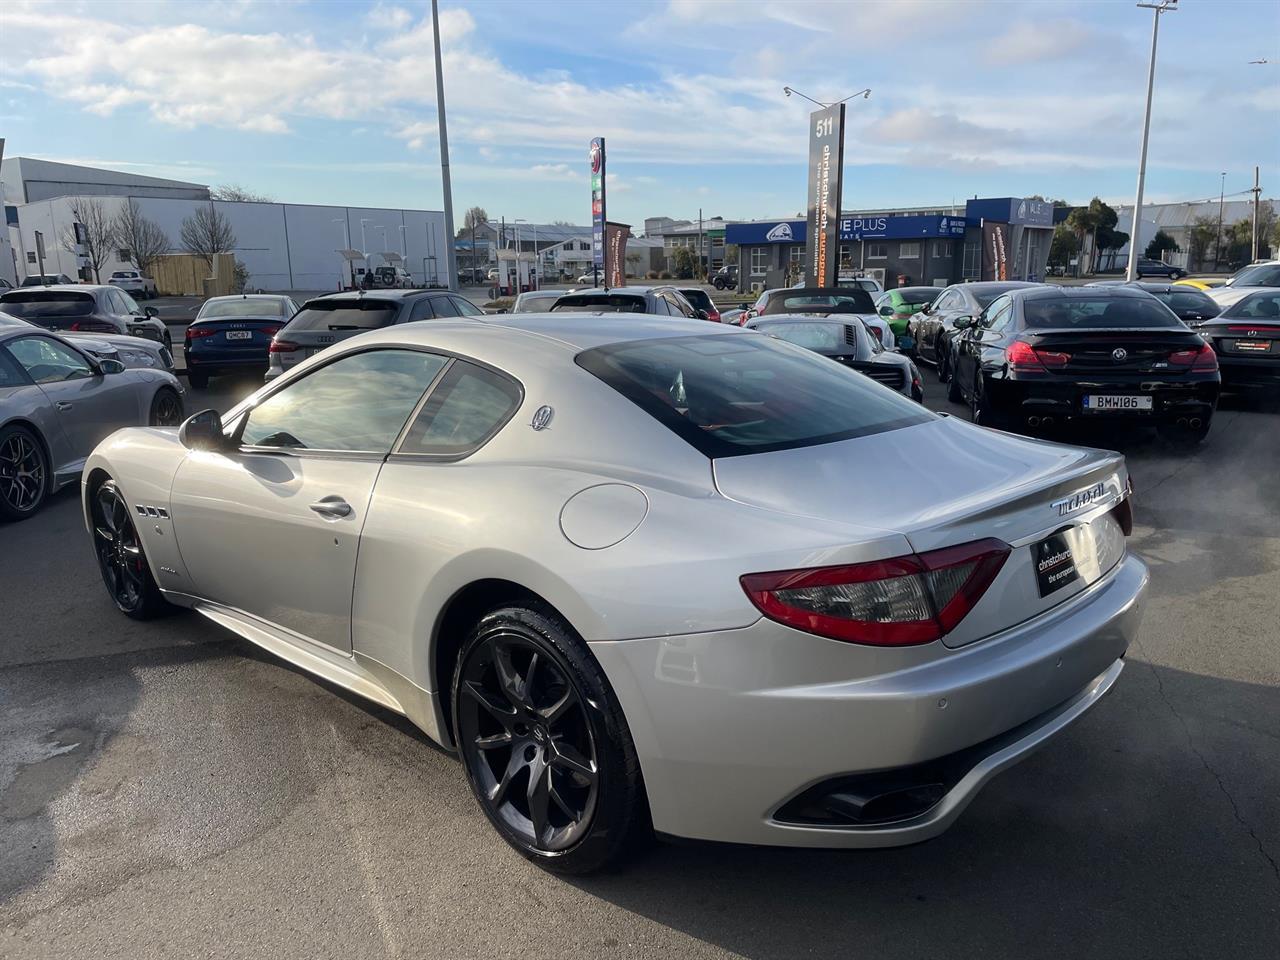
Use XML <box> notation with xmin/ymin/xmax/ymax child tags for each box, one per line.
<box><xmin>1125</xmin><ymin>0</ymin><xmax>1177</xmax><ymax>282</ymax></box>
<box><xmin>514</xmin><ymin>218</ymin><xmax>526</xmax><ymax>294</ymax></box>
<box><xmin>1215</xmin><ymin>171</ymin><xmax>1226</xmax><ymax>269</ymax></box>
<box><xmin>431</xmin><ymin>0</ymin><xmax>458</xmax><ymax>290</ymax></box>
<box><xmin>360</xmin><ymin>218</ymin><xmax>372</xmax><ymax>257</ymax></box>
<box><xmin>399</xmin><ymin>224</ymin><xmax>408</xmax><ymax>257</ymax></box>
<box><xmin>378</xmin><ymin>225</ymin><xmax>388</xmax><ymax>253</ymax></box>
<box><xmin>1250</xmin><ymin>165</ymin><xmax>1262</xmax><ymax>262</ymax></box>
<box><xmin>782</xmin><ymin>86</ymin><xmax>871</xmax><ymax>108</ymax></box>
<box><xmin>333</xmin><ymin>217</ymin><xmax>352</xmax><ymax>288</ymax></box>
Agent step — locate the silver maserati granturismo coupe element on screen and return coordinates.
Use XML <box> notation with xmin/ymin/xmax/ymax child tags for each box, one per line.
<box><xmin>82</xmin><ymin>313</ymin><xmax>1148</xmax><ymax>873</ymax></box>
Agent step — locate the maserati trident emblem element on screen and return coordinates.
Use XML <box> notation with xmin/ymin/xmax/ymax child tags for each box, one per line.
<box><xmin>1111</xmin><ymin>348</ymin><xmax>1128</xmax><ymax>362</ymax></box>
<box><xmin>531</xmin><ymin>405</ymin><xmax>554</xmax><ymax>431</ymax></box>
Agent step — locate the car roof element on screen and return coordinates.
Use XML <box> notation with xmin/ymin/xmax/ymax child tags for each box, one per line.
<box><xmin>2</xmin><ymin>284</ymin><xmax>103</xmax><ymax>294</ymax></box>
<box><xmin>748</xmin><ymin>314</ymin><xmax>856</xmax><ymax>325</ymax></box>
<box><xmin>479</xmin><ymin>312</ymin><xmax>736</xmax><ymax>350</ymax></box>
<box><xmin>554</xmin><ymin>287</ymin><xmax>652</xmax><ymax>298</ymax></box>
<box><xmin>1018</xmin><ymin>285</ymin><xmax>1152</xmax><ymax>301</ymax></box>
<box><xmin>301</xmin><ymin>289</ymin><xmax>453</xmax><ymax>305</ymax></box>
<box><xmin>205</xmin><ymin>293</ymin><xmax>293</xmax><ymax>302</ymax></box>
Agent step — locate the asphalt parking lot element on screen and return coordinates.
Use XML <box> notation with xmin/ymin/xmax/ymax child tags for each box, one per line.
<box><xmin>2</xmin><ymin>370</ymin><xmax>1277</xmax><ymax>959</ymax></box>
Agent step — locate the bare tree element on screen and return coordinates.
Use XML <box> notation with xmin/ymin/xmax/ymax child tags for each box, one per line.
<box><xmin>462</xmin><ymin>206</ymin><xmax>488</xmax><ymax>231</ymax></box>
<box><xmin>180</xmin><ymin>204</ymin><xmax>237</xmax><ymax>274</ymax></box>
<box><xmin>60</xmin><ymin>197</ymin><xmax>116</xmax><ymax>283</ymax></box>
<box><xmin>210</xmin><ymin>183</ymin><xmax>274</xmax><ymax>202</ymax></box>
<box><xmin>112</xmin><ymin>199</ymin><xmax>170</xmax><ymax>278</ymax></box>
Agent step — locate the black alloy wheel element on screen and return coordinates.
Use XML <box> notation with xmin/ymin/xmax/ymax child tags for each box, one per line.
<box><xmin>453</xmin><ymin>606</ymin><xmax>647</xmax><ymax>874</ymax></box>
<box><xmin>150</xmin><ymin>388</ymin><xmax>184</xmax><ymax>427</ymax></box>
<box><xmin>0</xmin><ymin>425</ymin><xmax>48</xmax><ymax>521</ymax></box>
<box><xmin>936</xmin><ymin>339</ymin><xmax>950</xmax><ymax>382</ymax></box>
<box><xmin>970</xmin><ymin>372</ymin><xmax>1006</xmax><ymax>430</ymax></box>
<box><xmin>91</xmin><ymin>479</ymin><xmax>169</xmax><ymax>619</ymax></box>
<box><xmin>947</xmin><ymin>362</ymin><xmax>964</xmax><ymax>403</ymax></box>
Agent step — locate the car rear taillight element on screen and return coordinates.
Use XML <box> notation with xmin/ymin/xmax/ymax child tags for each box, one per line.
<box><xmin>1168</xmin><ymin>342</ymin><xmax>1217</xmax><ymax>371</ymax></box>
<box><xmin>185</xmin><ymin>326</ymin><xmax>218</xmax><ymax>341</ymax></box>
<box><xmin>740</xmin><ymin>538</ymin><xmax>1011</xmax><ymax>646</ymax></box>
<box><xmin>1228</xmin><ymin>325</ymin><xmax>1277</xmax><ymax>332</ymax></box>
<box><xmin>1006</xmin><ymin>340</ymin><xmax>1069</xmax><ymax>370</ymax></box>
<box><xmin>70</xmin><ymin>321</ymin><xmax>112</xmax><ymax>333</ymax></box>
<box><xmin>260</xmin><ymin>324</ymin><xmax>283</xmax><ymax>336</ymax></box>
<box><xmin>268</xmin><ymin>339</ymin><xmax>299</xmax><ymax>354</ymax></box>
<box><xmin>868</xmin><ymin>327</ymin><xmax>884</xmax><ymax>345</ymax></box>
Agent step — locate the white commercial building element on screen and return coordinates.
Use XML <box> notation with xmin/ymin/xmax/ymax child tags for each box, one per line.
<box><xmin>2</xmin><ymin>158</ymin><xmax>448</xmax><ymax>292</ymax></box>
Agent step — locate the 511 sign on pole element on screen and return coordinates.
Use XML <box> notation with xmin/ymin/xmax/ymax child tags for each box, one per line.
<box><xmin>805</xmin><ymin>104</ymin><xmax>845</xmax><ymax>288</ymax></box>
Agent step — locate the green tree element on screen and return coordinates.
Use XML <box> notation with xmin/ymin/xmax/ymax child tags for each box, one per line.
<box><xmin>724</xmin><ymin>245</ymin><xmax>739</xmax><ymax>265</ymax></box>
<box><xmin>1049</xmin><ymin>223</ymin><xmax>1079</xmax><ymax>267</ymax></box>
<box><xmin>1186</xmin><ymin>216</ymin><xmax>1219</xmax><ymax>270</ymax></box>
<box><xmin>671</xmin><ymin>245</ymin><xmax>696</xmax><ymax>279</ymax></box>
<box><xmin>1144</xmin><ymin>229</ymin><xmax>1178</xmax><ymax>261</ymax></box>
<box><xmin>1065</xmin><ymin>204</ymin><xmax>1098</xmax><ymax>274</ymax></box>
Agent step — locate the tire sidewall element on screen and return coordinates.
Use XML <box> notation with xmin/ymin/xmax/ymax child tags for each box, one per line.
<box><xmin>0</xmin><ymin>424</ymin><xmax>49</xmax><ymax>521</ymax></box>
<box><xmin>451</xmin><ymin>606</ymin><xmax>644</xmax><ymax>874</ymax></box>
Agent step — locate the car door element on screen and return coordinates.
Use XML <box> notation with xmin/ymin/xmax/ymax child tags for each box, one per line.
<box><xmin>169</xmin><ymin>347</ymin><xmax>449</xmax><ymax>652</ymax></box>
<box><xmin>4</xmin><ymin>334</ymin><xmax>140</xmax><ymax>464</ymax></box>
<box><xmin>955</xmin><ymin>297</ymin><xmax>1007</xmax><ymax>391</ymax></box>
<box><xmin>969</xmin><ymin>298</ymin><xmax>1016</xmax><ymax>390</ymax></box>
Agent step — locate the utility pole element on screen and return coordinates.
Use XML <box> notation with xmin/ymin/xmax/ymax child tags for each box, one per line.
<box><xmin>1250</xmin><ymin>166</ymin><xmax>1262</xmax><ymax>262</ymax></box>
<box><xmin>1126</xmin><ymin>0</ymin><xmax>1177</xmax><ymax>282</ymax></box>
<box><xmin>1216</xmin><ymin>171</ymin><xmax>1226</xmax><ymax>270</ymax></box>
<box><xmin>431</xmin><ymin>0</ymin><xmax>458</xmax><ymax>290</ymax></box>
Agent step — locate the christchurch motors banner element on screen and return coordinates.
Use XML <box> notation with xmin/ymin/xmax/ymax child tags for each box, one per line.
<box><xmin>981</xmin><ymin>220</ymin><xmax>1011</xmax><ymax>281</ymax></box>
<box><xmin>605</xmin><ymin>221</ymin><xmax>630</xmax><ymax>289</ymax></box>
<box><xmin>589</xmin><ymin>137</ymin><xmax>606</xmax><ymax>274</ymax></box>
<box><xmin>805</xmin><ymin>103</ymin><xmax>845</xmax><ymax>287</ymax></box>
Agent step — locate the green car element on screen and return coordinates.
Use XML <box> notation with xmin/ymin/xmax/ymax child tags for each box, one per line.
<box><xmin>876</xmin><ymin>287</ymin><xmax>941</xmax><ymax>339</ymax></box>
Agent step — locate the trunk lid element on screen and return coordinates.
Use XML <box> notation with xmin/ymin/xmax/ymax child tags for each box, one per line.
<box><xmin>1025</xmin><ymin>328</ymin><xmax>1203</xmax><ymax>375</ymax></box>
<box><xmin>714</xmin><ymin>415</ymin><xmax>1129</xmax><ymax>647</ymax></box>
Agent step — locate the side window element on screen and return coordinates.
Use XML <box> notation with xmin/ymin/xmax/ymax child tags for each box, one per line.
<box><xmin>937</xmin><ymin>290</ymin><xmax>959</xmax><ymax>311</ymax></box>
<box><xmin>240</xmin><ymin>349</ymin><xmax>448</xmax><ymax>453</ymax></box>
<box><xmin>103</xmin><ymin>289</ymin><xmax>125</xmax><ymax>314</ymax></box>
<box><xmin>985</xmin><ymin>299</ymin><xmax>1014</xmax><ymax>332</ymax></box>
<box><xmin>118</xmin><ymin>290</ymin><xmax>142</xmax><ymax>314</ymax></box>
<box><xmin>398</xmin><ymin>361</ymin><xmax>522</xmax><ymax>458</ymax></box>
<box><xmin>672</xmin><ymin>295</ymin><xmax>695</xmax><ymax>318</ymax></box>
<box><xmin>450</xmin><ymin>296</ymin><xmax>484</xmax><ymax>317</ymax></box>
<box><xmin>409</xmin><ymin>298</ymin><xmax>437</xmax><ymax>322</ymax></box>
<box><xmin>429</xmin><ymin>296</ymin><xmax>460</xmax><ymax>318</ymax></box>
<box><xmin>7</xmin><ymin>336</ymin><xmax>95</xmax><ymax>383</ymax></box>
<box><xmin>0</xmin><ymin>350</ymin><xmax>28</xmax><ymax>388</ymax></box>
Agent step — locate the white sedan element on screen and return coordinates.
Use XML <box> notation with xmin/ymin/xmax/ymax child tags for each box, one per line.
<box><xmin>82</xmin><ymin>313</ymin><xmax>1147</xmax><ymax>873</ymax></box>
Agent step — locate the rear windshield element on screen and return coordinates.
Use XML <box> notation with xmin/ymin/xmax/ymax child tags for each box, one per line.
<box><xmin>751</xmin><ymin>320</ymin><xmax>857</xmax><ymax>354</ymax></box>
<box><xmin>895</xmin><ymin>288</ymin><xmax>938</xmax><ymax>304</ymax></box>
<box><xmin>576</xmin><ymin>334</ymin><xmax>930</xmax><ymax>458</ymax></box>
<box><xmin>0</xmin><ymin>291</ymin><xmax>95</xmax><ymax>319</ymax></box>
<box><xmin>1230</xmin><ymin>264</ymin><xmax>1280</xmax><ymax>287</ymax></box>
<box><xmin>513</xmin><ymin>294</ymin><xmax>562</xmax><ymax>313</ymax></box>
<box><xmin>1222</xmin><ymin>292</ymin><xmax>1280</xmax><ymax>319</ymax></box>
<box><xmin>1022</xmin><ymin>296</ymin><xmax>1182</xmax><ymax>329</ymax></box>
<box><xmin>763</xmin><ymin>290</ymin><xmax>874</xmax><ymax>314</ymax></box>
<box><xmin>286</xmin><ymin>299</ymin><xmax>399</xmax><ymax>331</ymax></box>
<box><xmin>1154</xmin><ymin>290</ymin><xmax>1219</xmax><ymax>314</ymax></box>
<box><xmin>679</xmin><ymin>289</ymin><xmax>714</xmax><ymax>311</ymax></box>
<box><xmin>200</xmin><ymin>298</ymin><xmax>290</xmax><ymax>319</ymax></box>
<box><xmin>551</xmin><ymin>294</ymin><xmax>646</xmax><ymax>313</ymax></box>
<box><xmin>111</xmin><ymin>272</ymin><xmax>138</xmax><ymax>279</ymax></box>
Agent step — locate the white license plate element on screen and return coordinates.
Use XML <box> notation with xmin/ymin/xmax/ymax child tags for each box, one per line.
<box><xmin>225</xmin><ymin>330</ymin><xmax>252</xmax><ymax>340</ymax></box>
<box><xmin>1082</xmin><ymin>394</ymin><xmax>1152</xmax><ymax>412</ymax></box>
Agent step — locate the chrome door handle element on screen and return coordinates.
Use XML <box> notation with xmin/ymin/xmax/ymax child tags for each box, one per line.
<box><xmin>56</xmin><ymin>401</ymin><xmax>73</xmax><ymax>411</ymax></box>
<box><xmin>309</xmin><ymin>496</ymin><xmax>352</xmax><ymax>519</ymax></box>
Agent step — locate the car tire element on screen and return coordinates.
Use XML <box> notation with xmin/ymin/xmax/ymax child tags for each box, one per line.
<box><xmin>89</xmin><ymin>478</ymin><xmax>172</xmax><ymax>620</ymax></box>
<box><xmin>0</xmin><ymin>424</ymin><xmax>50</xmax><ymax>522</ymax></box>
<box><xmin>936</xmin><ymin>342</ymin><xmax>950</xmax><ymax>382</ymax></box>
<box><xmin>947</xmin><ymin>367</ymin><xmax>964</xmax><ymax>403</ymax></box>
<box><xmin>187</xmin><ymin>370</ymin><xmax>209</xmax><ymax>389</ymax></box>
<box><xmin>149</xmin><ymin>387</ymin><xmax>184</xmax><ymax>427</ymax></box>
<box><xmin>970</xmin><ymin>373</ymin><xmax>1007</xmax><ymax>430</ymax></box>
<box><xmin>452</xmin><ymin>605</ymin><xmax>649</xmax><ymax>875</ymax></box>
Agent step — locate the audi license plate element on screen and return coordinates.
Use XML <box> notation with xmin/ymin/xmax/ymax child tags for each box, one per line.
<box><xmin>1232</xmin><ymin>340</ymin><xmax>1271</xmax><ymax>352</ymax></box>
<box><xmin>225</xmin><ymin>330</ymin><xmax>252</xmax><ymax>340</ymax></box>
<box><xmin>1082</xmin><ymin>394</ymin><xmax>1152</xmax><ymax>413</ymax></box>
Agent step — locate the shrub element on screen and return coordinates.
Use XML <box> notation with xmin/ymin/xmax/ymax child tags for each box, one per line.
<box><xmin>659</xmin><ymin>271</ymin><xmax>672</xmax><ymax>280</ymax></box>
<box><xmin>646</xmin><ymin>270</ymin><xmax>659</xmax><ymax>280</ymax></box>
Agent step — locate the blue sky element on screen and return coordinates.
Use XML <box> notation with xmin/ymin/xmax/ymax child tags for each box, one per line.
<box><xmin>2</xmin><ymin>0</ymin><xmax>1277</xmax><ymax>227</ymax></box>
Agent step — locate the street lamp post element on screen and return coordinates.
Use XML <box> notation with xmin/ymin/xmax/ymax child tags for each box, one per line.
<box><xmin>399</xmin><ymin>224</ymin><xmax>407</xmax><ymax>257</ymax></box>
<box><xmin>360</xmin><ymin>219</ymin><xmax>372</xmax><ymax>257</ymax></box>
<box><xmin>782</xmin><ymin>86</ymin><xmax>870</xmax><ymax>107</ymax></box>
<box><xmin>514</xmin><ymin>219</ymin><xmax>526</xmax><ymax>295</ymax></box>
<box><xmin>1215</xmin><ymin>171</ymin><xmax>1226</xmax><ymax>269</ymax></box>
<box><xmin>1125</xmin><ymin>0</ymin><xmax>1177</xmax><ymax>282</ymax></box>
<box><xmin>431</xmin><ymin>0</ymin><xmax>458</xmax><ymax>290</ymax></box>
<box><xmin>332</xmin><ymin>217</ymin><xmax>352</xmax><ymax>288</ymax></box>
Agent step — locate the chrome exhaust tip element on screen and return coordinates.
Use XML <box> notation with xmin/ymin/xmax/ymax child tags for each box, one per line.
<box><xmin>1027</xmin><ymin>416</ymin><xmax>1041</xmax><ymax>427</ymax></box>
<box><xmin>1043</xmin><ymin>416</ymin><xmax>1054</xmax><ymax>426</ymax></box>
<box><xmin>1177</xmin><ymin>417</ymin><xmax>1188</xmax><ymax>427</ymax></box>
<box><xmin>1189</xmin><ymin>417</ymin><xmax>1203</xmax><ymax>429</ymax></box>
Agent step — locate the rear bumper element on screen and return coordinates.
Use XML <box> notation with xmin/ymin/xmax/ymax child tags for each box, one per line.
<box><xmin>590</xmin><ymin>552</ymin><xmax>1147</xmax><ymax>848</ymax></box>
<box><xmin>991</xmin><ymin>375</ymin><xmax>1219</xmax><ymax>422</ymax></box>
<box><xmin>186</xmin><ymin>353</ymin><xmax>270</xmax><ymax>373</ymax></box>
<box><xmin>1217</xmin><ymin>356</ymin><xmax>1280</xmax><ymax>387</ymax></box>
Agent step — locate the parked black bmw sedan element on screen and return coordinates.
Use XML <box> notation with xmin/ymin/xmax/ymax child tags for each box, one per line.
<box><xmin>1085</xmin><ymin>281</ymin><xmax>1220</xmax><ymax>326</ymax></box>
<box><xmin>907</xmin><ymin>280</ymin><xmax>1041</xmax><ymax>382</ymax></box>
<box><xmin>1190</xmin><ymin>289</ymin><xmax>1280</xmax><ymax>389</ymax></box>
<box><xmin>948</xmin><ymin>286</ymin><xmax>1219</xmax><ymax>442</ymax></box>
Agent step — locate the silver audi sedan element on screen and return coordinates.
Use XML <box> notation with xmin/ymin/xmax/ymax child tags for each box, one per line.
<box><xmin>82</xmin><ymin>313</ymin><xmax>1148</xmax><ymax>873</ymax></box>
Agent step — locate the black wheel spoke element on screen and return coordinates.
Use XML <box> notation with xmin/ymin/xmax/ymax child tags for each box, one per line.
<box><xmin>492</xmin><ymin>641</ymin><xmax>529</xmax><ymax>709</ymax></box>
<box><xmin>474</xmin><ymin>731</ymin><xmax>512</xmax><ymax>751</ymax></box>
<box><xmin>538</xmin><ymin>689</ymin><xmax>574</xmax><ymax>723</ymax></box>
<box><xmin>548</xmin><ymin>779</ymin><xmax>579</xmax><ymax>822</ymax></box>
<box><xmin>463</xmin><ymin>680</ymin><xmax>517</xmax><ymax>726</ymax></box>
<box><xmin>526</xmin><ymin>754</ymin><xmax>551</xmax><ymax>844</ymax></box>
<box><xmin>94</xmin><ymin>525</ymin><xmax>115</xmax><ymax>543</ymax></box>
<box><xmin>549</xmin><ymin>741</ymin><xmax>597</xmax><ymax>784</ymax></box>
<box><xmin>489</xmin><ymin>750</ymin><xmax>525</xmax><ymax>807</ymax></box>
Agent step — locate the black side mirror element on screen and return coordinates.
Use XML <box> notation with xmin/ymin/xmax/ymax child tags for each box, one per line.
<box><xmin>696</xmin><ymin>309</ymin><xmax>710</xmax><ymax>320</ymax></box>
<box><xmin>878</xmin><ymin>305</ymin><xmax>894</xmax><ymax>317</ymax></box>
<box><xmin>953</xmin><ymin>315</ymin><xmax>973</xmax><ymax>330</ymax></box>
<box><xmin>98</xmin><ymin>358</ymin><xmax>126</xmax><ymax>375</ymax></box>
<box><xmin>144</xmin><ymin>306</ymin><xmax>158</xmax><ymax>317</ymax></box>
<box><xmin>179</xmin><ymin>409</ymin><xmax>232</xmax><ymax>451</ymax></box>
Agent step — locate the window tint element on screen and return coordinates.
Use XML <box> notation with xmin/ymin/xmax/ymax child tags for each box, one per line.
<box><xmin>118</xmin><ymin>290</ymin><xmax>142</xmax><ymax>313</ymax></box>
<box><xmin>450</xmin><ymin>296</ymin><xmax>485</xmax><ymax>317</ymax></box>
<box><xmin>767</xmin><ymin>293</ymin><xmax>874</xmax><ymax>315</ymax></box>
<box><xmin>240</xmin><ymin>350</ymin><xmax>447</xmax><ymax>452</ymax></box>
<box><xmin>752</xmin><ymin>321</ymin><xmax>857</xmax><ymax>354</ymax></box>
<box><xmin>199</xmin><ymin>298</ymin><xmax>289</xmax><ymax>318</ymax></box>
<box><xmin>576</xmin><ymin>334</ymin><xmax>930</xmax><ymax>458</ymax></box>
<box><xmin>429</xmin><ymin>296</ymin><xmax>460</xmax><ymax>318</ymax></box>
<box><xmin>8</xmin><ymin>336</ymin><xmax>95</xmax><ymax>383</ymax></box>
<box><xmin>398</xmin><ymin>361</ymin><xmax>522</xmax><ymax>457</ymax></box>
<box><xmin>1230</xmin><ymin>264</ymin><xmax>1280</xmax><ymax>287</ymax></box>
<box><xmin>0</xmin><ymin>292</ymin><xmax>94</xmax><ymax>320</ymax></box>
<box><xmin>1223</xmin><ymin>292</ymin><xmax>1280</xmax><ymax>319</ymax></box>
<box><xmin>0</xmin><ymin>349</ymin><xmax>27</xmax><ymax>388</ymax></box>
<box><xmin>1158</xmin><ymin>290</ymin><xmax>1218</xmax><ymax>315</ymax></box>
<box><xmin>679</xmin><ymin>289</ymin><xmax>713</xmax><ymax>312</ymax></box>
<box><xmin>551</xmin><ymin>294</ymin><xmax>647</xmax><ymax>313</ymax></box>
<box><xmin>982</xmin><ymin>298</ymin><xmax>1012</xmax><ymax>330</ymax></box>
<box><xmin>409</xmin><ymin>297</ymin><xmax>438</xmax><ymax>322</ymax></box>
<box><xmin>1022</xmin><ymin>296</ymin><xmax>1182</xmax><ymax>329</ymax></box>
<box><xmin>285</xmin><ymin>300</ymin><xmax>400</xmax><ymax>332</ymax></box>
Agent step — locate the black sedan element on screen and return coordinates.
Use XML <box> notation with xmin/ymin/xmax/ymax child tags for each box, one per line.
<box><xmin>948</xmin><ymin>286</ymin><xmax>1219</xmax><ymax>443</ymax></box>
<box><xmin>907</xmin><ymin>281</ymin><xmax>1041</xmax><ymax>382</ymax></box>
<box><xmin>1191</xmin><ymin>290</ymin><xmax>1280</xmax><ymax>389</ymax></box>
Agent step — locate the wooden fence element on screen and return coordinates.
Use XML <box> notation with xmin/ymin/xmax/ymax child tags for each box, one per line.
<box><xmin>151</xmin><ymin>253</ymin><xmax>236</xmax><ymax>297</ymax></box>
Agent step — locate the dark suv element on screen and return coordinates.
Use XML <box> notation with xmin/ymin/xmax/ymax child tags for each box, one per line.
<box><xmin>712</xmin><ymin>264</ymin><xmax>738</xmax><ymax>290</ymax></box>
<box><xmin>265</xmin><ymin>289</ymin><xmax>484</xmax><ymax>381</ymax></box>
